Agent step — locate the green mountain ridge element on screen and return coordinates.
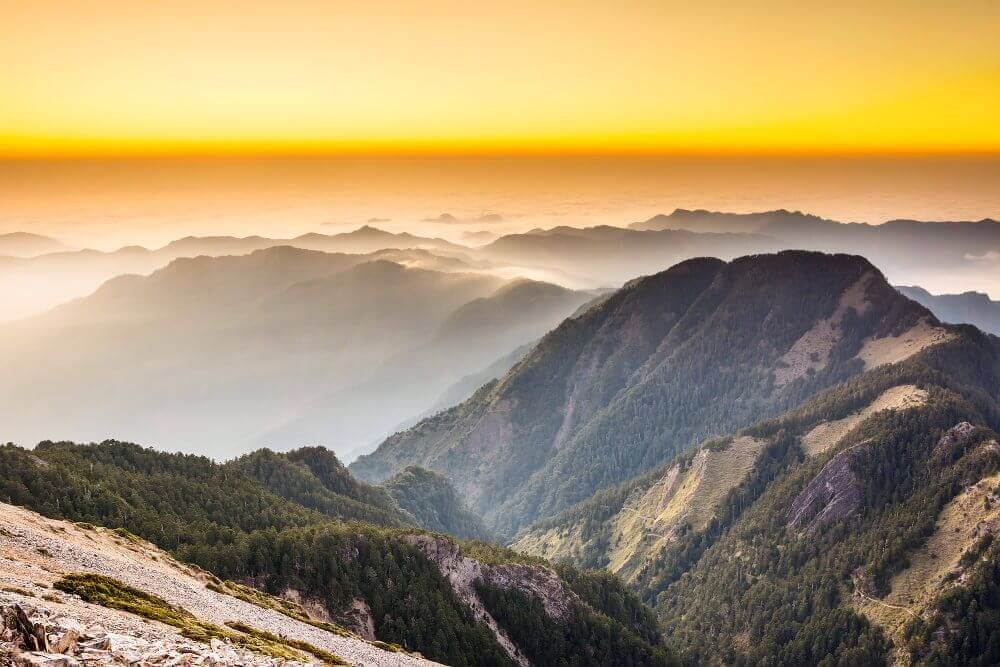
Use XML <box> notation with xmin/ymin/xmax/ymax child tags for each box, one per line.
<box><xmin>383</xmin><ymin>466</ymin><xmax>493</xmax><ymax>541</ymax></box>
<box><xmin>353</xmin><ymin>251</ymin><xmax>933</xmax><ymax>537</ymax></box>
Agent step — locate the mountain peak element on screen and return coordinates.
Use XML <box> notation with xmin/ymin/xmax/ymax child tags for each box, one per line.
<box><xmin>354</xmin><ymin>251</ymin><xmax>933</xmax><ymax>535</ymax></box>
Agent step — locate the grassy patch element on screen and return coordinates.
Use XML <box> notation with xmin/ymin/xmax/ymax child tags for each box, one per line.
<box><xmin>226</xmin><ymin>621</ymin><xmax>347</xmax><ymax>665</ymax></box>
<box><xmin>372</xmin><ymin>640</ymin><xmax>403</xmax><ymax>652</ymax></box>
<box><xmin>460</xmin><ymin>539</ymin><xmax>549</xmax><ymax>567</ymax></box>
<box><xmin>1</xmin><ymin>585</ymin><xmax>35</xmax><ymax>597</ymax></box>
<box><xmin>207</xmin><ymin>580</ymin><xmax>354</xmax><ymax>638</ymax></box>
<box><xmin>113</xmin><ymin>527</ymin><xmax>144</xmax><ymax>544</ymax></box>
<box><xmin>53</xmin><ymin>573</ymin><xmax>306</xmax><ymax>661</ymax></box>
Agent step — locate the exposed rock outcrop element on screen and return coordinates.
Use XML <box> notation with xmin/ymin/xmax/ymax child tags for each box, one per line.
<box><xmin>933</xmin><ymin>421</ymin><xmax>979</xmax><ymax>457</ymax></box>
<box><xmin>2</xmin><ymin>601</ymin><xmax>300</xmax><ymax>666</ymax></box>
<box><xmin>788</xmin><ymin>444</ymin><xmax>869</xmax><ymax>533</ymax></box>
<box><xmin>406</xmin><ymin>535</ymin><xmax>579</xmax><ymax>667</ymax></box>
<box><xmin>340</xmin><ymin>599</ymin><xmax>376</xmax><ymax>642</ymax></box>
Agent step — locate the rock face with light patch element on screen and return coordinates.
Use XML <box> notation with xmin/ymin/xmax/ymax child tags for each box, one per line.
<box><xmin>406</xmin><ymin>534</ymin><xmax>578</xmax><ymax>667</ymax></box>
<box><xmin>788</xmin><ymin>444</ymin><xmax>869</xmax><ymax>533</ymax></box>
<box><xmin>775</xmin><ymin>272</ymin><xmax>874</xmax><ymax>386</ymax></box>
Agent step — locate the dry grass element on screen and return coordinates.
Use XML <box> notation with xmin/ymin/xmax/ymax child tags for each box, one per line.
<box><xmin>858</xmin><ymin>317</ymin><xmax>954</xmax><ymax>370</ymax></box>
<box><xmin>608</xmin><ymin>436</ymin><xmax>765</xmax><ymax>579</ymax></box>
<box><xmin>775</xmin><ymin>273</ymin><xmax>873</xmax><ymax>386</ymax></box>
<box><xmin>855</xmin><ymin>472</ymin><xmax>1000</xmax><ymax>663</ymax></box>
<box><xmin>54</xmin><ymin>573</ymin><xmax>310</xmax><ymax>662</ymax></box>
<box><xmin>801</xmin><ymin>385</ymin><xmax>928</xmax><ymax>457</ymax></box>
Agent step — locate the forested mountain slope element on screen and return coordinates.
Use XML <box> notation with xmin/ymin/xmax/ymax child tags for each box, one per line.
<box><xmin>511</xmin><ymin>320</ymin><xmax>1000</xmax><ymax>664</ymax></box>
<box><xmin>0</xmin><ymin>440</ymin><xmax>673</xmax><ymax>666</ymax></box>
<box><xmin>354</xmin><ymin>251</ymin><xmax>940</xmax><ymax>536</ymax></box>
<box><xmin>383</xmin><ymin>466</ymin><xmax>493</xmax><ymax>541</ymax></box>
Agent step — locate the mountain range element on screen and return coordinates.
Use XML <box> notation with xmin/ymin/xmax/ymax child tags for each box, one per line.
<box><xmin>4</xmin><ymin>246</ymin><xmax>1000</xmax><ymax>664</ymax></box>
<box><xmin>0</xmin><ymin>246</ymin><xmax>595</xmax><ymax>457</ymax></box>
<box><xmin>7</xmin><ymin>208</ymin><xmax>999</xmax><ymax>322</ymax></box>
<box><xmin>0</xmin><ymin>226</ymin><xmax>466</xmax><ymax>321</ymax></box>
<box><xmin>631</xmin><ymin>208</ymin><xmax>1000</xmax><ymax>296</ymax></box>
<box><xmin>897</xmin><ymin>285</ymin><xmax>1000</xmax><ymax>336</ymax></box>
<box><xmin>353</xmin><ymin>252</ymin><xmax>940</xmax><ymax>533</ymax></box>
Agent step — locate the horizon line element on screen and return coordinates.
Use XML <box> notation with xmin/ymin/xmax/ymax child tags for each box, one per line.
<box><xmin>2</xmin><ymin>146</ymin><xmax>1000</xmax><ymax>162</ymax></box>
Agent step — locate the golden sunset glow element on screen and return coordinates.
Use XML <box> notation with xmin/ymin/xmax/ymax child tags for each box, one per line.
<box><xmin>2</xmin><ymin>0</ymin><xmax>999</xmax><ymax>157</ymax></box>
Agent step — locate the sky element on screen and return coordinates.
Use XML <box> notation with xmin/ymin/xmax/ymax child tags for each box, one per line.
<box><xmin>2</xmin><ymin>0</ymin><xmax>999</xmax><ymax>157</ymax></box>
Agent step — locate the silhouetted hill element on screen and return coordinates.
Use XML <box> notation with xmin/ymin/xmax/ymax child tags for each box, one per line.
<box><xmin>0</xmin><ymin>247</ymin><xmax>589</xmax><ymax>458</ymax></box>
<box><xmin>630</xmin><ymin>209</ymin><xmax>1000</xmax><ymax>296</ymax></box>
<box><xmin>0</xmin><ymin>231</ymin><xmax>70</xmax><ymax>257</ymax></box>
<box><xmin>0</xmin><ymin>226</ymin><xmax>466</xmax><ymax>320</ymax></box>
<box><xmin>478</xmin><ymin>225</ymin><xmax>779</xmax><ymax>286</ymax></box>
<box><xmin>898</xmin><ymin>285</ymin><xmax>1000</xmax><ymax>335</ymax></box>
<box><xmin>258</xmin><ymin>277</ymin><xmax>596</xmax><ymax>455</ymax></box>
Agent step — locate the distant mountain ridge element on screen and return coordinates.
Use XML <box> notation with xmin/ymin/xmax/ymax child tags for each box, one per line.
<box><xmin>897</xmin><ymin>285</ymin><xmax>1000</xmax><ymax>336</ymax></box>
<box><xmin>0</xmin><ymin>231</ymin><xmax>70</xmax><ymax>257</ymax></box>
<box><xmin>0</xmin><ymin>226</ymin><xmax>466</xmax><ymax>321</ymax></box>
<box><xmin>0</xmin><ymin>246</ymin><xmax>592</xmax><ymax>457</ymax></box>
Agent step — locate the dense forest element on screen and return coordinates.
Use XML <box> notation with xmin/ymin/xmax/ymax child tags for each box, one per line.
<box><xmin>0</xmin><ymin>440</ymin><xmax>671</xmax><ymax>665</ymax></box>
<box><xmin>382</xmin><ymin>466</ymin><xmax>493</xmax><ymax>541</ymax></box>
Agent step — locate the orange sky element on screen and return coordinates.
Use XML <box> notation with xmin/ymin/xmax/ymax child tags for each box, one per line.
<box><xmin>2</xmin><ymin>0</ymin><xmax>999</xmax><ymax>157</ymax></box>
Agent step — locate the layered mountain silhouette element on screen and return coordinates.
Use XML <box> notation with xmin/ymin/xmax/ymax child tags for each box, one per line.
<box><xmin>0</xmin><ymin>226</ymin><xmax>464</xmax><ymax>320</ymax></box>
<box><xmin>0</xmin><ymin>247</ymin><xmax>593</xmax><ymax>457</ymax></box>
<box><xmin>7</xmin><ymin>210</ymin><xmax>999</xmax><ymax>322</ymax></box>
<box><xmin>631</xmin><ymin>209</ymin><xmax>1000</xmax><ymax>295</ymax></box>
<box><xmin>0</xmin><ymin>231</ymin><xmax>70</xmax><ymax>257</ymax></box>
<box><xmin>898</xmin><ymin>285</ymin><xmax>1000</xmax><ymax>335</ymax></box>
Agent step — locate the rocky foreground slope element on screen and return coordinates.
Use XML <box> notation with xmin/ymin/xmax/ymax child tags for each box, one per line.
<box><xmin>0</xmin><ymin>501</ymin><xmax>431</xmax><ymax>666</ymax></box>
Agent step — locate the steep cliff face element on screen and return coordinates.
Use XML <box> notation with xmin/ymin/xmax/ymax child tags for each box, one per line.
<box><xmin>787</xmin><ymin>444</ymin><xmax>868</xmax><ymax>533</ymax></box>
<box><xmin>405</xmin><ymin>535</ymin><xmax>672</xmax><ymax>667</ymax></box>
<box><xmin>355</xmin><ymin>252</ymin><xmax>936</xmax><ymax>536</ymax></box>
<box><xmin>406</xmin><ymin>535</ymin><xmax>574</xmax><ymax>666</ymax></box>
